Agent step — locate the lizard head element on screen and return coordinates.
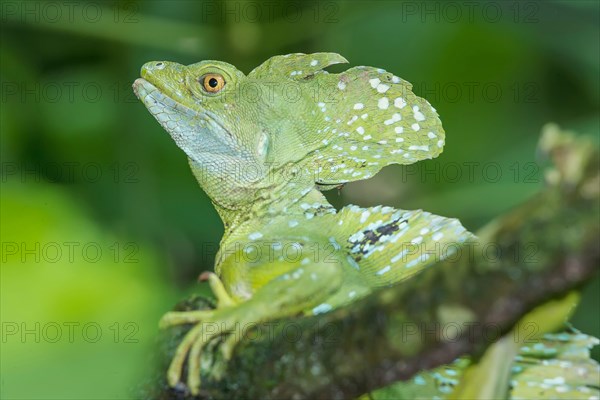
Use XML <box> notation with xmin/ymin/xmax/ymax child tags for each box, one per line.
<box><xmin>133</xmin><ymin>59</ymin><xmax>270</xmax><ymax>211</ymax></box>
<box><xmin>134</xmin><ymin>53</ymin><xmax>446</xmax><ymax>213</ymax></box>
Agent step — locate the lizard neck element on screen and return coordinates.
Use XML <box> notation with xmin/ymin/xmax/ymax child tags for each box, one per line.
<box><xmin>213</xmin><ymin>179</ymin><xmax>336</xmax><ymax>241</ymax></box>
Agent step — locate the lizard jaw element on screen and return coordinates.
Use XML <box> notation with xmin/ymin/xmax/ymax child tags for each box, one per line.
<box><xmin>133</xmin><ymin>78</ymin><xmax>239</xmax><ymax>161</ymax></box>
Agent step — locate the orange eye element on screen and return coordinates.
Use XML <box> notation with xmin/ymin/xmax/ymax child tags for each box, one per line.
<box><xmin>201</xmin><ymin>73</ymin><xmax>225</xmax><ymax>93</ymax></box>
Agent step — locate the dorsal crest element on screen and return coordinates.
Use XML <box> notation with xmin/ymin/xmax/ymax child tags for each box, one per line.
<box><xmin>251</xmin><ymin>52</ymin><xmax>445</xmax><ymax>188</ymax></box>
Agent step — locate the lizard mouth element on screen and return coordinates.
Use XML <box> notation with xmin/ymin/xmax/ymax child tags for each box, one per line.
<box><xmin>133</xmin><ymin>77</ymin><xmax>201</xmax><ymax>124</ymax></box>
<box><xmin>133</xmin><ymin>78</ymin><xmax>237</xmax><ymax>159</ymax></box>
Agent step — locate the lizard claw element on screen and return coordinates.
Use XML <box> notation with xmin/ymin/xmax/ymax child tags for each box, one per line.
<box><xmin>197</xmin><ymin>271</ymin><xmax>213</xmax><ymax>282</ymax></box>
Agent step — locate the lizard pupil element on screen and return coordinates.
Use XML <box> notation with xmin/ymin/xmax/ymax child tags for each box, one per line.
<box><xmin>208</xmin><ymin>78</ymin><xmax>218</xmax><ymax>88</ymax></box>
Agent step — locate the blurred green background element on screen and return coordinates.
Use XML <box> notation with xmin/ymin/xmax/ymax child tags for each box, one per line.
<box><xmin>1</xmin><ymin>0</ymin><xmax>598</xmax><ymax>398</ymax></box>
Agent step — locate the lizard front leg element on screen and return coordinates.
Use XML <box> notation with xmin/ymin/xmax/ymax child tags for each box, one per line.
<box><xmin>160</xmin><ymin>256</ymin><xmax>345</xmax><ymax>395</ymax></box>
<box><xmin>160</xmin><ymin>272</ymin><xmax>235</xmax><ymax>328</ymax></box>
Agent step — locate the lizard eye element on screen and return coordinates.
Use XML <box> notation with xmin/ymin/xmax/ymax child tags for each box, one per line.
<box><xmin>200</xmin><ymin>73</ymin><xmax>225</xmax><ymax>93</ymax></box>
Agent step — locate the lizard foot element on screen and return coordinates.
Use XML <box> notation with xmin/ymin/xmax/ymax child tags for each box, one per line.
<box><xmin>159</xmin><ymin>272</ymin><xmax>244</xmax><ymax>395</ymax></box>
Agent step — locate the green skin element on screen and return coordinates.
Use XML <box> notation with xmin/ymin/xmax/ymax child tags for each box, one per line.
<box><xmin>133</xmin><ymin>53</ymin><xmax>474</xmax><ymax>395</ymax></box>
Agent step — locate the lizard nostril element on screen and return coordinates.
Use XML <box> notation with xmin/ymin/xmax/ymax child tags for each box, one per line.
<box><xmin>141</xmin><ymin>61</ymin><xmax>166</xmax><ymax>77</ymax></box>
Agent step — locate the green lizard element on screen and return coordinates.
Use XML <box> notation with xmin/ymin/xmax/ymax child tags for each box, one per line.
<box><xmin>133</xmin><ymin>52</ymin><xmax>476</xmax><ymax>395</ymax></box>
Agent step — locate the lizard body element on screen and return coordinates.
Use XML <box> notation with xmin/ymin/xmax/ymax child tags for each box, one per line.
<box><xmin>133</xmin><ymin>53</ymin><xmax>473</xmax><ymax>394</ymax></box>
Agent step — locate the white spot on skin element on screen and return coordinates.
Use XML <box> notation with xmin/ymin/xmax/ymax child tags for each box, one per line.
<box><xmin>392</xmin><ymin>76</ymin><xmax>401</xmax><ymax>83</ymax></box>
<box><xmin>395</xmin><ymin>126</ymin><xmax>404</xmax><ymax>134</ymax></box>
<box><xmin>347</xmin><ymin>255</ymin><xmax>360</xmax><ymax>270</ymax></box>
<box><xmin>347</xmin><ymin>115</ymin><xmax>358</xmax><ymax>125</ymax></box>
<box><xmin>356</xmin><ymin>126</ymin><xmax>365</xmax><ymax>135</ymax></box>
<box><xmin>413</xmin><ymin>106</ymin><xmax>425</xmax><ymax>121</ymax></box>
<box><xmin>377</xmin><ymin>83</ymin><xmax>390</xmax><ymax>93</ymax></box>
<box><xmin>329</xmin><ymin>237</ymin><xmax>341</xmax><ymax>250</ymax></box>
<box><xmin>350</xmin><ymin>145</ymin><xmax>357</xmax><ymax>151</ymax></box>
<box><xmin>353</xmin><ymin>103</ymin><xmax>364</xmax><ymax>110</ymax></box>
<box><xmin>248</xmin><ymin>232</ymin><xmax>263</xmax><ymax>240</ymax></box>
<box><xmin>313</xmin><ymin>303</ymin><xmax>332</xmax><ymax>315</ymax></box>
<box><xmin>291</xmin><ymin>268</ymin><xmax>304</xmax><ymax>279</ymax></box>
<box><xmin>378</xmin><ymin>97</ymin><xmax>389</xmax><ymax>109</ymax></box>
<box><xmin>310</xmin><ymin>59</ymin><xmax>318</xmax><ymax>66</ymax></box>
<box><xmin>364</xmin><ymin>135</ymin><xmax>372</xmax><ymax>140</ymax></box>
<box><xmin>391</xmin><ymin>249</ymin><xmax>408</xmax><ymax>263</ymax></box>
<box><xmin>411</xmin><ymin>236</ymin><xmax>423</xmax><ymax>244</ymax></box>
<box><xmin>361</xmin><ymin>113</ymin><xmax>368</xmax><ymax>119</ymax></box>
<box><xmin>376</xmin><ymin>265</ymin><xmax>391</xmax><ymax>275</ymax></box>
<box><xmin>406</xmin><ymin>258</ymin><xmax>421</xmax><ymax>268</ymax></box>
<box><xmin>289</xmin><ymin>220</ymin><xmax>299</xmax><ymax>228</ymax></box>
<box><xmin>411</xmin><ymin>123</ymin><xmax>421</xmax><ymax>131</ymax></box>
<box><xmin>437</xmin><ymin>139</ymin><xmax>444</xmax><ymax>148</ymax></box>
<box><xmin>348</xmin><ymin>290</ymin><xmax>357</xmax><ymax>298</ymax></box>
<box><xmin>395</xmin><ymin>137</ymin><xmax>404</xmax><ymax>142</ymax></box>
<box><xmin>409</xmin><ymin>145</ymin><xmax>430</xmax><ymax>151</ymax></box>
<box><xmin>369</xmin><ymin>78</ymin><xmax>380</xmax><ymax>89</ymax></box>
<box><xmin>384</xmin><ymin>113</ymin><xmax>402</xmax><ymax>125</ymax></box>
<box><xmin>360</xmin><ymin>210</ymin><xmax>371</xmax><ymax>223</ymax></box>
<box><xmin>428</xmin><ymin>131</ymin><xmax>437</xmax><ymax>138</ymax></box>
<box><xmin>337</xmin><ymin>81</ymin><xmax>346</xmax><ymax>90</ymax></box>
<box><xmin>394</xmin><ymin>97</ymin><xmax>407</xmax><ymax>109</ymax></box>
<box><xmin>432</xmin><ymin>232</ymin><xmax>444</xmax><ymax>241</ymax></box>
